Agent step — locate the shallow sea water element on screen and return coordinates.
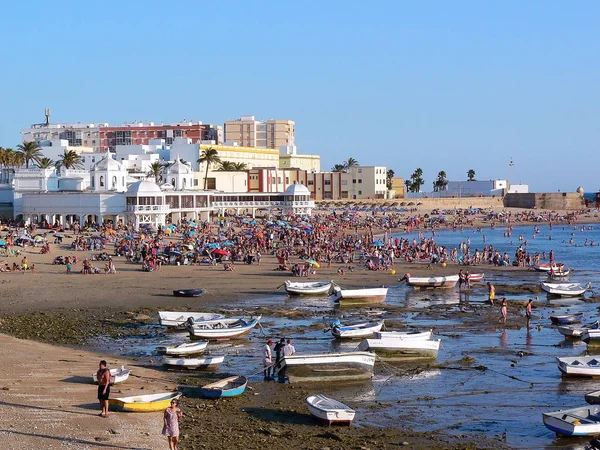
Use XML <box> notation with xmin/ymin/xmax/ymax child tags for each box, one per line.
<box><xmin>88</xmin><ymin>223</ymin><xmax>600</xmax><ymax>450</ymax></box>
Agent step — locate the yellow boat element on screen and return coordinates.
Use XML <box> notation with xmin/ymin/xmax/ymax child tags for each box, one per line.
<box><xmin>109</xmin><ymin>391</ymin><xmax>182</xmax><ymax>412</ymax></box>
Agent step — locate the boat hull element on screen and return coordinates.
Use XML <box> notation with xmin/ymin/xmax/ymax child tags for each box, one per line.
<box><xmin>306</xmin><ymin>395</ymin><xmax>355</xmax><ymax>425</ymax></box>
<box><xmin>331</xmin><ymin>321</ymin><xmax>384</xmax><ymax>339</ymax></box>
<box><xmin>109</xmin><ymin>392</ymin><xmax>182</xmax><ymax>412</ymax></box>
<box><xmin>358</xmin><ymin>338</ymin><xmax>440</xmax><ymax>360</ymax></box>
<box><xmin>280</xmin><ymin>352</ymin><xmax>375</xmax><ymax>383</ymax></box>
<box><xmin>285</xmin><ymin>281</ymin><xmax>333</xmax><ymax>296</ymax></box>
<box><xmin>158</xmin><ymin>311</ymin><xmax>223</xmax><ymax>327</ymax></box>
<box><xmin>582</xmin><ymin>330</ymin><xmax>600</xmax><ymax>345</ymax></box>
<box><xmin>550</xmin><ymin>314</ymin><xmax>584</xmax><ymax>325</ymax></box>
<box><xmin>331</xmin><ymin>288</ymin><xmax>388</xmax><ymax>306</ymax></box>
<box><xmin>373</xmin><ymin>330</ymin><xmax>433</xmax><ymax>340</ymax></box>
<box><xmin>542</xmin><ymin>405</ymin><xmax>600</xmax><ymax>436</ymax></box>
<box><xmin>541</xmin><ymin>282</ymin><xmax>586</xmax><ymax>297</ymax></box>
<box><xmin>557</xmin><ymin>357</ymin><xmax>600</xmax><ymax>377</ymax></box>
<box><xmin>201</xmin><ymin>376</ymin><xmax>247</xmax><ymax>398</ymax></box>
<box><xmin>162</xmin><ymin>356</ymin><xmax>224</xmax><ymax>370</ymax></box>
<box><xmin>406</xmin><ymin>275</ymin><xmax>459</xmax><ymax>289</ymax></box>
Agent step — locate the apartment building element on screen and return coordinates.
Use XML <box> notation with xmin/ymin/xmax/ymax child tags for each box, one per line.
<box><xmin>224</xmin><ymin>115</ymin><xmax>295</xmax><ymax>148</ymax></box>
<box><xmin>22</xmin><ymin>123</ymin><xmax>106</xmax><ymax>152</ymax></box>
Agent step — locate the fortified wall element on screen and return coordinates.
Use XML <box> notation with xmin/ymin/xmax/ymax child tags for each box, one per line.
<box><xmin>503</xmin><ymin>193</ymin><xmax>584</xmax><ymax>210</ymax></box>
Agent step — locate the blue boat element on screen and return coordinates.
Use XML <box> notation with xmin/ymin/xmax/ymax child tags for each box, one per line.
<box><xmin>173</xmin><ymin>289</ymin><xmax>204</xmax><ymax>297</ymax></box>
<box><xmin>201</xmin><ymin>375</ymin><xmax>247</xmax><ymax>398</ymax></box>
<box><xmin>550</xmin><ymin>313</ymin><xmax>584</xmax><ymax>325</ymax></box>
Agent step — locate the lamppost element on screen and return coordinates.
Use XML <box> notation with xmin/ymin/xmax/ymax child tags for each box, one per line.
<box><xmin>458</xmin><ymin>184</ymin><xmax>462</xmax><ymax>206</ymax></box>
<box><xmin>509</xmin><ymin>157</ymin><xmax>514</xmax><ymax>191</ymax></box>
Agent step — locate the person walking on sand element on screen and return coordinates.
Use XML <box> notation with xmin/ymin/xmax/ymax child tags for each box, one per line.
<box><xmin>162</xmin><ymin>398</ymin><xmax>183</xmax><ymax>450</ymax></box>
<box><xmin>487</xmin><ymin>282</ymin><xmax>496</xmax><ymax>306</ymax></box>
<box><xmin>96</xmin><ymin>360</ymin><xmax>111</xmax><ymax>417</ymax></box>
<box><xmin>526</xmin><ymin>299</ymin><xmax>533</xmax><ymax>328</ymax></box>
<box><xmin>263</xmin><ymin>339</ymin><xmax>273</xmax><ymax>380</ymax></box>
<box><xmin>499</xmin><ymin>298</ymin><xmax>508</xmax><ymax>325</ymax></box>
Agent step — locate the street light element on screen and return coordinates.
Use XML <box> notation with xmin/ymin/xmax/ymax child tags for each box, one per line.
<box><xmin>509</xmin><ymin>157</ymin><xmax>514</xmax><ymax>190</ymax></box>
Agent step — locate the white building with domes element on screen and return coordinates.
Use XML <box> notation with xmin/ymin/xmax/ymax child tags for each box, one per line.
<box><xmin>90</xmin><ymin>156</ymin><xmax>128</xmax><ymax>192</ymax></box>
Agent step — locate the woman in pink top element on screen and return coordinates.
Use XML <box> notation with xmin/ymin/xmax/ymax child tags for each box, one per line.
<box><xmin>162</xmin><ymin>399</ymin><xmax>183</xmax><ymax>450</ymax></box>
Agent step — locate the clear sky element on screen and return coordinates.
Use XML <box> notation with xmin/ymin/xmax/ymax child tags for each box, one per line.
<box><xmin>0</xmin><ymin>1</ymin><xmax>598</xmax><ymax>192</ymax></box>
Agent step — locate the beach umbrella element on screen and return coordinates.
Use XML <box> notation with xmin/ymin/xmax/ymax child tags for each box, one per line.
<box><xmin>205</xmin><ymin>243</ymin><xmax>220</xmax><ymax>248</ymax></box>
<box><xmin>34</xmin><ymin>236</ymin><xmax>44</xmax><ymax>242</ymax></box>
<box><xmin>189</xmin><ymin>221</ymin><xmax>196</xmax><ymax>227</ymax></box>
<box><xmin>53</xmin><ymin>233</ymin><xmax>64</xmax><ymax>238</ymax></box>
<box><xmin>105</xmin><ymin>229</ymin><xmax>117</xmax><ymax>234</ymax></box>
<box><xmin>187</xmin><ymin>231</ymin><xmax>197</xmax><ymax>236</ymax></box>
<box><xmin>212</xmin><ymin>249</ymin><xmax>229</xmax><ymax>256</ymax></box>
<box><xmin>304</xmin><ymin>258</ymin><xmax>320</xmax><ymax>268</ymax></box>
<box><xmin>169</xmin><ymin>250</ymin><xmax>182</xmax><ymax>256</ymax></box>
<box><xmin>17</xmin><ymin>235</ymin><xmax>34</xmax><ymax>241</ymax></box>
<box><xmin>0</xmin><ymin>240</ymin><xmax>6</xmax><ymax>246</ymax></box>
<box><xmin>222</xmin><ymin>241</ymin><xmax>233</xmax><ymax>246</ymax></box>
<box><xmin>372</xmin><ymin>240</ymin><xmax>384</xmax><ymax>247</ymax></box>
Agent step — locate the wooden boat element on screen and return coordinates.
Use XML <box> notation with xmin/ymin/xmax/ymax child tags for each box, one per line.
<box><xmin>158</xmin><ymin>311</ymin><xmax>224</xmax><ymax>328</ymax></box>
<box><xmin>373</xmin><ymin>329</ymin><xmax>433</xmax><ymax>340</ymax></box>
<box><xmin>585</xmin><ymin>391</ymin><xmax>600</xmax><ymax>405</ymax></box>
<box><xmin>279</xmin><ymin>351</ymin><xmax>376</xmax><ymax>383</ymax></box>
<box><xmin>330</xmin><ymin>319</ymin><xmax>384</xmax><ymax>339</ymax></box>
<box><xmin>357</xmin><ymin>338</ymin><xmax>441</xmax><ymax>360</ymax></box>
<box><xmin>201</xmin><ymin>375</ymin><xmax>247</xmax><ymax>398</ymax></box>
<box><xmin>405</xmin><ymin>275</ymin><xmax>459</xmax><ymax>289</ymax></box>
<box><xmin>157</xmin><ymin>341</ymin><xmax>209</xmax><ymax>356</ymax></box>
<box><xmin>582</xmin><ymin>329</ymin><xmax>600</xmax><ymax>345</ymax></box>
<box><xmin>557</xmin><ymin>321</ymin><xmax>600</xmax><ymax>338</ymax></box>
<box><xmin>541</xmin><ymin>282</ymin><xmax>588</xmax><ymax>297</ymax></box>
<box><xmin>173</xmin><ymin>289</ymin><xmax>204</xmax><ymax>297</ymax></box>
<box><xmin>92</xmin><ymin>366</ymin><xmax>130</xmax><ymax>384</ymax></box>
<box><xmin>163</xmin><ymin>355</ymin><xmax>224</xmax><ymax>370</ymax></box>
<box><xmin>284</xmin><ymin>280</ymin><xmax>333</xmax><ymax>296</ymax></box>
<box><xmin>547</xmin><ymin>269</ymin><xmax>570</xmax><ymax>278</ymax></box>
<box><xmin>533</xmin><ymin>263</ymin><xmax>565</xmax><ymax>273</ymax></box>
<box><xmin>550</xmin><ymin>313</ymin><xmax>584</xmax><ymax>325</ymax></box>
<box><xmin>557</xmin><ymin>356</ymin><xmax>600</xmax><ymax>377</ymax></box>
<box><xmin>109</xmin><ymin>392</ymin><xmax>182</xmax><ymax>412</ymax></box>
<box><xmin>306</xmin><ymin>394</ymin><xmax>355</xmax><ymax>425</ymax></box>
<box><xmin>542</xmin><ymin>405</ymin><xmax>600</xmax><ymax>436</ymax></box>
<box><xmin>331</xmin><ymin>287</ymin><xmax>388</xmax><ymax>305</ymax></box>
<box><xmin>467</xmin><ymin>273</ymin><xmax>485</xmax><ymax>283</ymax></box>
<box><xmin>186</xmin><ymin>316</ymin><xmax>261</xmax><ymax>340</ymax></box>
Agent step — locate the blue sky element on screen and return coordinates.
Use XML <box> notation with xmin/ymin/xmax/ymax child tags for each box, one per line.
<box><xmin>0</xmin><ymin>1</ymin><xmax>598</xmax><ymax>192</ymax></box>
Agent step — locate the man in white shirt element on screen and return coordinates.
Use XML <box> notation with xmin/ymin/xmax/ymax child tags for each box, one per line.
<box><xmin>282</xmin><ymin>339</ymin><xmax>295</xmax><ymax>357</ymax></box>
<box><xmin>263</xmin><ymin>339</ymin><xmax>273</xmax><ymax>380</ymax></box>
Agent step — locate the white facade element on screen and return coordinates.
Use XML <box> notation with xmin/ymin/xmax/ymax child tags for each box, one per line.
<box><xmin>23</xmin><ymin>123</ymin><xmax>105</xmax><ymax>152</ymax></box>
<box><xmin>89</xmin><ymin>157</ymin><xmax>128</xmax><ymax>193</ymax></box>
<box><xmin>344</xmin><ymin>166</ymin><xmax>387</xmax><ymax>200</ymax></box>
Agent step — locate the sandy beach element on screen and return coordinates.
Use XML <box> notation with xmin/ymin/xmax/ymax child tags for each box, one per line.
<box><xmin>0</xmin><ymin>207</ymin><xmax>596</xmax><ymax>449</ymax></box>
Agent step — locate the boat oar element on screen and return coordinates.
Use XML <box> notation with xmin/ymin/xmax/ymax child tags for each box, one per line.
<box><xmin>276</xmin><ymin>283</ymin><xmax>285</xmax><ymax>290</ymax></box>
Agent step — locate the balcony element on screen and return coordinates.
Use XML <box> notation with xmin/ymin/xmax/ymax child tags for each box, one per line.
<box><xmin>126</xmin><ymin>205</ymin><xmax>170</xmax><ymax>213</ymax></box>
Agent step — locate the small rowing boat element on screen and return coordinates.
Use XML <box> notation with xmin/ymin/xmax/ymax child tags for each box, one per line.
<box><xmin>279</xmin><ymin>351</ymin><xmax>376</xmax><ymax>383</ymax></box>
<box><xmin>357</xmin><ymin>338</ymin><xmax>441</xmax><ymax>360</ymax></box>
<box><xmin>533</xmin><ymin>263</ymin><xmax>566</xmax><ymax>273</ymax></box>
<box><xmin>158</xmin><ymin>311</ymin><xmax>224</xmax><ymax>328</ymax></box>
<box><xmin>92</xmin><ymin>366</ymin><xmax>130</xmax><ymax>384</ymax></box>
<box><xmin>541</xmin><ymin>282</ymin><xmax>588</xmax><ymax>297</ymax></box>
<box><xmin>550</xmin><ymin>313</ymin><xmax>584</xmax><ymax>325</ymax></box>
<box><xmin>330</xmin><ymin>319</ymin><xmax>384</xmax><ymax>339</ymax></box>
<box><xmin>468</xmin><ymin>273</ymin><xmax>485</xmax><ymax>283</ymax></box>
<box><xmin>109</xmin><ymin>392</ymin><xmax>182</xmax><ymax>412</ymax></box>
<box><xmin>331</xmin><ymin>287</ymin><xmax>388</xmax><ymax>306</ymax></box>
<box><xmin>557</xmin><ymin>321</ymin><xmax>600</xmax><ymax>338</ymax></box>
<box><xmin>542</xmin><ymin>405</ymin><xmax>600</xmax><ymax>436</ymax></box>
<box><xmin>157</xmin><ymin>341</ymin><xmax>208</xmax><ymax>356</ymax></box>
<box><xmin>162</xmin><ymin>355</ymin><xmax>224</xmax><ymax>370</ymax></box>
<box><xmin>306</xmin><ymin>394</ymin><xmax>355</xmax><ymax>425</ymax></box>
<box><xmin>284</xmin><ymin>280</ymin><xmax>333</xmax><ymax>296</ymax></box>
<box><xmin>582</xmin><ymin>329</ymin><xmax>600</xmax><ymax>345</ymax></box>
<box><xmin>186</xmin><ymin>316</ymin><xmax>261</xmax><ymax>340</ymax></box>
<box><xmin>201</xmin><ymin>375</ymin><xmax>247</xmax><ymax>398</ymax></box>
<box><xmin>557</xmin><ymin>356</ymin><xmax>600</xmax><ymax>377</ymax></box>
<box><xmin>585</xmin><ymin>391</ymin><xmax>600</xmax><ymax>405</ymax></box>
<box><xmin>172</xmin><ymin>289</ymin><xmax>204</xmax><ymax>297</ymax></box>
<box><xmin>373</xmin><ymin>329</ymin><xmax>433</xmax><ymax>340</ymax></box>
<box><xmin>404</xmin><ymin>275</ymin><xmax>459</xmax><ymax>289</ymax></box>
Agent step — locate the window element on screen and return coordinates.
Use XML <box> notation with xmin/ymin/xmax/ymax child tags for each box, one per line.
<box><xmin>358</xmin><ymin>169</ymin><xmax>362</xmax><ymax>173</ymax></box>
<box><xmin>194</xmin><ymin>179</ymin><xmax>199</xmax><ymax>187</ymax></box>
<box><xmin>307</xmin><ymin>180</ymin><xmax>314</xmax><ymax>186</ymax></box>
<box><xmin>358</xmin><ymin>179</ymin><xmax>362</xmax><ymax>184</ymax></box>
<box><xmin>91</xmin><ymin>177</ymin><xmax>94</xmax><ymax>188</ymax></box>
<box><xmin>285</xmin><ymin>177</ymin><xmax>289</xmax><ymax>183</ymax></box>
<box><xmin>277</xmin><ymin>177</ymin><xmax>282</xmax><ymax>183</ymax></box>
<box><xmin>341</xmin><ymin>180</ymin><xmax>348</xmax><ymax>186</ymax></box>
<box><xmin>171</xmin><ymin>178</ymin><xmax>176</xmax><ymax>186</ymax></box>
<box><xmin>352</xmin><ymin>179</ymin><xmax>356</xmax><ymax>184</ymax></box>
<box><xmin>324</xmin><ymin>179</ymin><xmax>331</xmax><ymax>185</ymax></box>
<box><xmin>358</xmin><ymin>191</ymin><xmax>362</xmax><ymax>195</ymax></box>
<box><xmin>100</xmin><ymin>176</ymin><xmax>104</xmax><ymax>187</ymax></box>
<box><xmin>112</xmin><ymin>176</ymin><xmax>117</xmax><ymax>189</ymax></box>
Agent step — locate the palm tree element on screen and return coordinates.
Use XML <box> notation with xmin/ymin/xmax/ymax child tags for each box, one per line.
<box><xmin>37</xmin><ymin>157</ymin><xmax>55</xmax><ymax>169</ymax></box>
<box><xmin>386</xmin><ymin>169</ymin><xmax>395</xmax><ymax>190</ymax></box>
<box><xmin>410</xmin><ymin>168</ymin><xmax>424</xmax><ymax>192</ymax></box>
<box><xmin>145</xmin><ymin>161</ymin><xmax>166</xmax><ymax>183</ymax></box>
<box><xmin>344</xmin><ymin>157</ymin><xmax>359</xmax><ymax>171</ymax></box>
<box><xmin>218</xmin><ymin>161</ymin><xmax>236</xmax><ymax>171</ymax></box>
<box><xmin>197</xmin><ymin>147</ymin><xmax>221</xmax><ymax>190</ymax></box>
<box><xmin>467</xmin><ymin>169</ymin><xmax>476</xmax><ymax>181</ymax></box>
<box><xmin>433</xmin><ymin>170</ymin><xmax>448</xmax><ymax>192</ymax></box>
<box><xmin>231</xmin><ymin>162</ymin><xmax>248</xmax><ymax>171</ymax></box>
<box><xmin>56</xmin><ymin>150</ymin><xmax>83</xmax><ymax>170</ymax></box>
<box><xmin>331</xmin><ymin>164</ymin><xmax>346</xmax><ymax>172</ymax></box>
<box><xmin>16</xmin><ymin>141</ymin><xmax>43</xmax><ymax>168</ymax></box>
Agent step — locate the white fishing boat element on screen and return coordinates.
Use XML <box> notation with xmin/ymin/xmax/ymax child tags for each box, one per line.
<box><xmin>373</xmin><ymin>329</ymin><xmax>433</xmax><ymax>340</ymax></box>
<box><xmin>585</xmin><ymin>391</ymin><xmax>600</xmax><ymax>405</ymax></box>
<box><xmin>357</xmin><ymin>338</ymin><xmax>441</xmax><ymax>360</ymax></box>
<box><xmin>278</xmin><ymin>351</ymin><xmax>376</xmax><ymax>383</ymax></box>
<box><xmin>306</xmin><ymin>394</ymin><xmax>356</xmax><ymax>425</ymax></box>
<box><xmin>541</xmin><ymin>282</ymin><xmax>588</xmax><ymax>297</ymax></box>
<box><xmin>330</xmin><ymin>319</ymin><xmax>384</xmax><ymax>339</ymax></box>
<box><xmin>557</xmin><ymin>321</ymin><xmax>600</xmax><ymax>338</ymax></box>
<box><xmin>157</xmin><ymin>341</ymin><xmax>208</xmax><ymax>356</ymax></box>
<box><xmin>92</xmin><ymin>366</ymin><xmax>130</xmax><ymax>384</ymax></box>
<box><xmin>533</xmin><ymin>263</ymin><xmax>565</xmax><ymax>273</ymax></box>
<box><xmin>162</xmin><ymin>355</ymin><xmax>225</xmax><ymax>370</ymax></box>
<box><xmin>542</xmin><ymin>405</ymin><xmax>600</xmax><ymax>436</ymax></box>
<box><xmin>467</xmin><ymin>273</ymin><xmax>485</xmax><ymax>283</ymax></box>
<box><xmin>331</xmin><ymin>286</ymin><xmax>388</xmax><ymax>305</ymax></box>
<box><xmin>557</xmin><ymin>356</ymin><xmax>600</xmax><ymax>377</ymax></box>
<box><xmin>404</xmin><ymin>275</ymin><xmax>459</xmax><ymax>289</ymax></box>
<box><xmin>284</xmin><ymin>280</ymin><xmax>333</xmax><ymax>296</ymax></box>
<box><xmin>158</xmin><ymin>311</ymin><xmax>224</xmax><ymax>328</ymax></box>
<box><xmin>186</xmin><ymin>316</ymin><xmax>261</xmax><ymax>340</ymax></box>
<box><xmin>547</xmin><ymin>268</ymin><xmax>570</xmax><ymax>278</ymax></box>
<box><xmin>582</xmin><ymin>329</ymin><xmax>600</xmax><ymax>345</ymax></box>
